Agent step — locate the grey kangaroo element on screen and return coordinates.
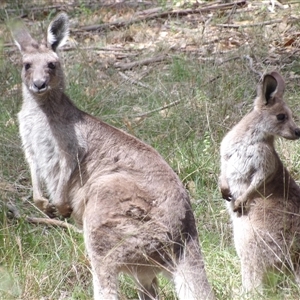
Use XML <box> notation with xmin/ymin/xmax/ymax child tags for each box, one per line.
<box><xmin>11</xmin><ymin>13</ymin><xmax>214</xmax><ymax>300</ymax></box>
<box><xmin>219</xmin><ymin>71</ymin><xmax>300</xmax><ymax>292</ymax></box>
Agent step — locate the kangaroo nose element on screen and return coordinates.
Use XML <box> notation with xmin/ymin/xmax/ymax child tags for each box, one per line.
<box><xmin>295</xmin><ymin>128</ymin><xmax>300</xmax><ymax>137</ymax></box>
<box><xmin>33</xmin><ymin>80</ymin><xmax>46</xmax><ymax>90</ymax></box>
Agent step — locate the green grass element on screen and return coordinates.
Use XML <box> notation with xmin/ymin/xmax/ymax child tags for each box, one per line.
<box><xmin>1</xmin><ymin>1</ymin><xmax>300</xmax><ymax>299</ymax></box>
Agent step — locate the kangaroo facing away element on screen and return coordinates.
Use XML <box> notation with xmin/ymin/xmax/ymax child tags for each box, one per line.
<box><xmin>219</xmin><ymin>71</ymin><xmax>300</xmax><ymax>292</ymax></box>
<box><xmin>11</xmin><ymin>13</ymin><xmax>214</xmax><ymax>300</ymax></box>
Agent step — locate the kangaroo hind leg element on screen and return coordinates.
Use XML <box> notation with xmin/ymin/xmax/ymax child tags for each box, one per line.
<box><xmin>173</xmin><ymin>238</ymin><xmax>215</xmax><ymax>300</ymax></box>
<box><xmin>131</xmin><ymin>267</ymin><xmax>160</xmax><ymax>300</ymax></box>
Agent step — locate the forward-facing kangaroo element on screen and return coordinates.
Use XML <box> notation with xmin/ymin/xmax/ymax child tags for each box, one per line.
<box><xmin>11</xmin><ymin>13</ymin><xmax>214</xmax><ymax>300</ymax></box>
<box><xmin>219</xmin><ymin>71</ymin><xmax>300</xmax><ymax>292</ymax></box>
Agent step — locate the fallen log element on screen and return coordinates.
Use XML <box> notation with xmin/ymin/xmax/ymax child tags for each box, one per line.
<box><xmin>80</xmin><ymin>1</ymin><xmax>247</xmax><ymax>32</ymax></box>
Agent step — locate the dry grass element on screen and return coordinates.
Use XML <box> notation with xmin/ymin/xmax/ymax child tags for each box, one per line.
<box><xmin>1</xmin><ymin>1</ymin><xmax>300</xmax><ymax>299</ymax></box>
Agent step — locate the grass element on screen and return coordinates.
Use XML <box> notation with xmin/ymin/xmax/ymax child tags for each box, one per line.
<box><xmin>1</xmin><ymin>1</ymin><xmax>300</xmax><ymax>299</ymax></box>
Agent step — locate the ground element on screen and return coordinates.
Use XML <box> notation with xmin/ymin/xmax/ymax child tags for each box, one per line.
<box><xmin>1</xmin><ymin>0</ymin><xmax>300</xmax><ymax>299</ymax></box>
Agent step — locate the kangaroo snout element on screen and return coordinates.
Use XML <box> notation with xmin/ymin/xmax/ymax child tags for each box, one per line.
<box><xmin>32</xmin><ymin>79</ymin><xmax>47</xmax><ymax>93</ymax></box>
<box><xmin>295</xmin><ymin>127</ymin><xmax>300</xmax><ymax>138</ymax></box>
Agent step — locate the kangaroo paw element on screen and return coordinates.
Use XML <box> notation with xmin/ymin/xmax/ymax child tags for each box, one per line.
<box><xmin>55</xmin><ymin>203</ymin><xmax>73</xmax><ymax>218</ymax></box>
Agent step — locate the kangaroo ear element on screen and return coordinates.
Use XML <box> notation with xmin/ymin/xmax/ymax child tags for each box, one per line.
<box><xmin>47</xmin><ymin>13</ymin><xmax>69</xmax><ymax>51</ymax></box>
<box><xmin>269</xmin><ymin>71</ymin><xmax>285</xmax><ymax>96</ymax></box>
<box><xmin>261</xmin><ymin>71</ymin><xmax>285</xmax><ymax>105</ymax></box>
<box><xmin>9</xmin><ymin>20</ymin><xmax>37</xmax><ymax>52</ymax></box>
<box><xmin>263</xmin><ymin>74</ymin><xmax>277</xmax><ymax>104</ymax></box>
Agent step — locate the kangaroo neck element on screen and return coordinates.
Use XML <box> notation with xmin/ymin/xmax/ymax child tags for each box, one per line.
<box><xmin>22</xmin><ymin>84</ymin><xmax>81</xmax><ymax>122</ymax></box>
<box><xmin>243</xmin><ymin>111</ymin><xmax>275</xmax><ymax>145</ymax></box>
<box><xmin>23</xmin><ymin>83</ymin><xmax>63</xmax><ymax>105</ymax></box>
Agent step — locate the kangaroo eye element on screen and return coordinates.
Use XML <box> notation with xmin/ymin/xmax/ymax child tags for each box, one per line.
<box><xmin>277</xmin><ymin>114</ymin><xmax>286</xmax><ymax>121</ymax></box>
<box><xmin>48</xmin><ymin>62</ymin><xmax>56</xmax><ymax>69</ymax></box>
<box><xmin>24</xmin><ymin>63</ymin><xmax>31</xmax><ymax>70</ymax></box>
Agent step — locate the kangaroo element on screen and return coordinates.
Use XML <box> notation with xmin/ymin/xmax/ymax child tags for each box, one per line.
<box><xmin>219</xmin><ymin>71</ymin><xmax>300</xmax><ymax>292</ymax></box>
<box><xmin>11</xmin><ymin>13</ymin><xmax>214</xmax><ymax>300</ymax></box>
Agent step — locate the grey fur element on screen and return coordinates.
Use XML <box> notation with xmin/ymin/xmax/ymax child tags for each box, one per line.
<box><xmin>12</xmin><ymin>13</ymin><xmax>214</xmax><ymax>300</ymax></box>
<box><xmin>219</xmin><ymin>71</ymin><xmax>300</xmax><ymax>292</ymax></box>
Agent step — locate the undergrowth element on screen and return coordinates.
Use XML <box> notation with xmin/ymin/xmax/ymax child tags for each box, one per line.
<box><xmin>1</xmin><ymin>1</ymin><xmax>300</xmax><ymax>299</ymax></box>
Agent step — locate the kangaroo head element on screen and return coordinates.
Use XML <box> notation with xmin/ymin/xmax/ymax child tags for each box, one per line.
<box><xmin>254</xmin><ymin>71</ymin><xmax>300</xmax><ymax>140</ymax></box>
<box><xmin>11</xmin><ymin>13</ymin><xmax>69</xmax><ymax>96</ymax></box>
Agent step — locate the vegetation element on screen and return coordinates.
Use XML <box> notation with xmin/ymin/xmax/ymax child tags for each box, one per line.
<box><xmin>1</xmin><ymin>1</ymin><xmax>300</xmax><ymax>299</ymax></box>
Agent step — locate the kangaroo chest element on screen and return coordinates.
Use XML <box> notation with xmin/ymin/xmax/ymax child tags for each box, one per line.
<box><xmin>225</xmin><ymin>142</ymin><xmax>277</xmax><ymax>198</ymax></box>
<box><xmin>18</xmin><ymin>106</ymin><xmax>73</xmax><ymax>197</ymax></box>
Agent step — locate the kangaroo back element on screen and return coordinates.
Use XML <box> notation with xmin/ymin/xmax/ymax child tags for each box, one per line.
<box><xmin>11</xmin><ymin>13</ymin><xmax>215</xmax><ymax>300</ymax></box>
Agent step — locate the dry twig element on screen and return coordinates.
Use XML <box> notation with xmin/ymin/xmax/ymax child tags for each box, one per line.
<box><xmin>115</xmin><ymin>55</ymin><xmax>167</xmax><ymax>70</ymax></box>
<box><xmin>3</xmin><ymin>201</ymin><xmax>80</xmax><ymax>232</ymax></box>
<box><xmin>216</xmin><ymin>19</ymin><xmax>282</xmax><ymax>28</ymax></box>
<box><xmin>134</xmin><ymin>100</ymin><xmax>181</xmax><ymax>119</ymax></box>
<box><xmin>132</xmin><ymin>75</ymin><xmax>220</xmax><ymax>119</ymax></box>
<box><xmin>26</xmin><ymin>217</ymin><xmax>80</xmax><ymax>232</ymax></box>
<box><xmin>118</xmin><ymin>71</ymin><xmax>151</xmax><ymax>89</ymax></box>
<box><xmin>243</xmin><ymin>55</ymin><xmax>263</xmax><ymax>78</ymax></box>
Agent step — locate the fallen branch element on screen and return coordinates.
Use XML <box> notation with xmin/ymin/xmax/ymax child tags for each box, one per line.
<box><xmin>4</xmin><ymin>202</ymin><xmax>80</xmax><ymax>232</ymax></box>
<box><xmin>5</xmin><ymin>44</ymin><xmax>140</xmax><ymax>59</ymax></box>
<box><xmin>115</xmin><ymin>54</ymin><xmax>167</xmax><ymax>70</ymax></box>
<box><xmin>118</xmin><ymin>71</ymin><xmax>151</xmax><ymax>89</ymax></box>
<box><xmin>26</xmin><ymin>217</ymin><xmax>81</xmax><ymax>232</ymax></box>
<box><xmin>80</xmin><ymin>1</ymin><xmax>247</xmax><ymax>32</ymax></box>
<box><xmin>216</xmin><ymin>19</ymin><xmax>281</xmax><ymax>28</ymax></box>
<box><xmin>5</xmin><ymin>1</ymin><xmax>154</xmax><ymax>15</ymax></box>
<box><xmin>243</xmin><ymin>55</ymin><xmax>263</xmax><ymax>78</ymax></box>
<box><xmin>216</xmin><ymin>55</ymin><xmax>262</xmax><ymax>77</ymax></box>
<box><xmin>134</xmin><ymin>100</ymin><xmax>181</xmax><ymax>119</ymax></box>
<box><xmin>132</xmin><ymin>75</ymin><xmax>220</xmax><ymax>119</ymax></box>
<box><xmin>217</xmin><ymin>56</ymin><xmax>240</xmax><ymax>66</ymax></box>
